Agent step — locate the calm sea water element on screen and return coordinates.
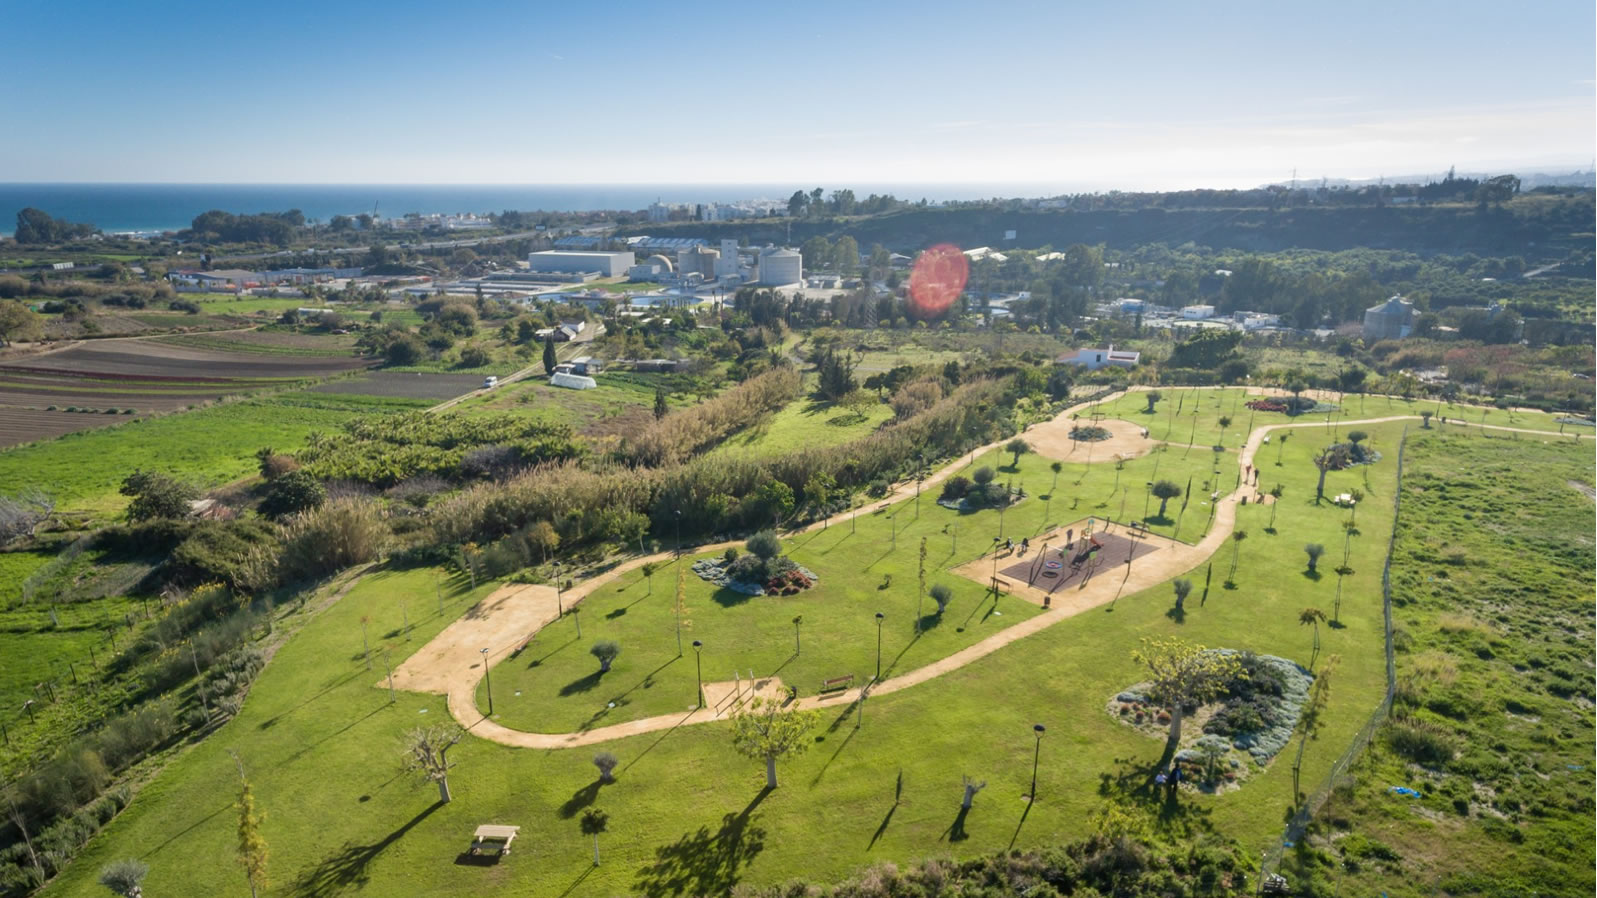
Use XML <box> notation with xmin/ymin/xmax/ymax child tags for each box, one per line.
<box><xmin>0</xmin><ymin>183</ymin><xmax>1072</xmax><ymax>236</ymax></box>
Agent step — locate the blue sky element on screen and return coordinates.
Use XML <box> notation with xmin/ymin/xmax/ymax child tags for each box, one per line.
<box><xmin>3</xmin><ymin>0</ymin><xmax>1592</xmax><ymax>187</ymax></box>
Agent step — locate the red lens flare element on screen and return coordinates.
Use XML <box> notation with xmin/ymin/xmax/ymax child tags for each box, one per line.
<box><xmin>907</xmin><ymin>243</ymin><xmax>968</xmax><ymax>319</ymax></box>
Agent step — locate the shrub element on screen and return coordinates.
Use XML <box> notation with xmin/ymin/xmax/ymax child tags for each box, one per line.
<box><xmin>866</xmin><ymin>477</ymin><xmax>889</xmax><ymax>498</ymax></box>
<box><xmin>457</xmin><ymin>345</ymin><xmax>492</xmax><ymax>368</ymax></box>
<box><xmin>722</xmin><ymin>547</ymin><xmax>740</xmax><ymax>564</ymax></box>
<box><xmin>929</xmin><ymin>583</ymin><xmax>953</xmax><ymax>613</ymax></box>
<box><xmin>1386</xmin><ymin>719</ymin><xmax>1454</xmax><ymax>766</ymax></box>
<box><xmin>727</xmin><ymin>553</ymin><xmax>767</xmax><ymax>584</ymax></box>
<box><xmin>258</xmin><ymin>469</ymin><xmax>327</xmax><ymax>520</ymax></box>
<box><xmin>746</xmin><ymin>530</ymin><xmax>782</xmax><ymax>561</ymax></box>
<box><xmin>939</xmin><ymin>476</ymin><xmax>972</xmax><ymax>501</ymax></box>
<box><xmin>972</xmin><ymin>466</ymin><xmax>996</xmax><ymax>486</ymax></box>
<box><xmin>277</xmin><ymin>497</ymin><xmax>387</xmax><ymax>583</ymax></box>
<box><xmin>166</xmin><ymin>518</ymin><xmax>280</xmax><ymax>591</ymax></box>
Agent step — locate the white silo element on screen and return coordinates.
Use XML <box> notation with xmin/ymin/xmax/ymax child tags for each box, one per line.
<box><xmin>759</xmin><ymin>248</ymin><xmax>803</xmax><ymax>286</ymax></box>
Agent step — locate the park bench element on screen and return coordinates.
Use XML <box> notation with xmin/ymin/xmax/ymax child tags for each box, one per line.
<box><xmin>470</xmin><ymin>824</ymin><xmax>520</xmax><ymax>857</ymax></box>
<box><xmin>819</xmin><ymin>674</ymin><xmax>854</xmax><ymax>693</ymax></box>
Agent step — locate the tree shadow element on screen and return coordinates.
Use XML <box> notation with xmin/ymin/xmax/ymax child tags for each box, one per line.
<box><xmin>1164</xmin><ymin>605</ymin><xmax>1186</xmax><ymax>625</ymax></box>
<box><xmin>944</xmin><ymin>805</ymin><xmax>971</xmax><ymax>842</ymax></box>
<box><xmin>633</xmin><ymin>790</ymin><xmax>770</xmax><ymax>897</ymax></box>
<box><xmin>868</xmin><ymin>799</ymin><xmax>898</xmax><ymax>850</ymax></box>
<box><xmin>291</xmin><ymin>802</ymin><xmax>442</xmax><ymax>895</ymax></box>
<box><xmin>1301</xmin><ymin>570</ymin><xmax>1322</xmax><ymax>582</ymax></box>
<box><xmin>710</xmin><ymin>587</ymin><xmax>755</xmax><ymax>608</ymax></box>
<box><xmin>605</xmin><ymin>607</ymin><xmax>628</xmax><ymax>619</ymax></box>
<box><xmin>1145</xmin><ymin>514</ymin><xmax>1174</xmax><ymax>526</ymax></box>
<box><xmin>559</xmin><ymin>778</ymin><xmax>609</xmax><ymax>818</ymax></box>
<box><xmin>918</xmin><ymin>612</ymin><xmax>944</xmax><ymax>633</ymax></box>
<box><xmin>559</xmin><ymin>671</ymin><xmax>603</xmax><ymax>697</ymax></box>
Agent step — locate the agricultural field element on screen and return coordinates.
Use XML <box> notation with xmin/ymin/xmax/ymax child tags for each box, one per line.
<box><xmin>0</xmin><ymin>391</ymin><xmax>430</xmax><ymax>514</ymax></box>
<box><xmin>309</xmin><ymin>371</ymin><xmax>488</xmax><ymax>401</ymax></box>
<box><xmin>451</xmin><ymin>368</ymin><xmax>695</xmax><ymax>436</ymax></box>
<box><xmin>0</xmin><ymin>335</ymin><xmax>374</xmax><ymax>448</ymax></box>
<box><xmin>34</xmin><ymin>391</ymin><xmax>1466</xmax><ymax>898</ymax></box>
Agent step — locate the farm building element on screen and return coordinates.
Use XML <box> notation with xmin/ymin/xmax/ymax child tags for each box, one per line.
<box><xmin>1056</xmin><ymin>345</ymin><xmax>1141</xmax><ymax>370</ymax></box>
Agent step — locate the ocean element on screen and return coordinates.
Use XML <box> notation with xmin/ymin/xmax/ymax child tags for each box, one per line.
<box><xmin>0</xmin><ymin>182</ymin><xmax>1072</xmax><ymax>236</ymax></box>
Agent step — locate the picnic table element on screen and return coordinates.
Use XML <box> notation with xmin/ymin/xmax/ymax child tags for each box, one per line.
<box><xmin>471</xmin><ymin>824</ymin><xmax>521</xmax><ymax>856</ymax></box>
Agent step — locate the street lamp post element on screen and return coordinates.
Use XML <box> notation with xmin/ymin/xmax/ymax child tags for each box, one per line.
<box><xmin>554</xmin><ymin>562</ymin><xmax>563</xmax><ymax>616</ymax></box>
<box><xmin>674</xmin><ymin>509</ymin><xmax>682</xmax><ymax>560</ymax></box>
<box><xmin>1143</xmin><ymin>481</ymin><xmax>1153</xmax><ymax>519</ymax></box>
<box><xmin>692</xmin><ymin>640</ymin><xmax>704</xmax><ymax>708</ymax></box>
<box><xmin>874</xmin><ymin>612</ymin><xmax>885</xmax><ymax>681</ymax></box>
<box><xmin>480</xmin><ymin>648</ymin><xmax>494</xmax><ymax>717</ymax></box>
<box><xmin>1030</xmin><ymin>723</ymin><xmax>1046</xmax><ymax>798</ymax></box>
<box><xmin>990</xmin><ymin>537</ymin><xmax>1002</xmax><ymax>598</ymax></box>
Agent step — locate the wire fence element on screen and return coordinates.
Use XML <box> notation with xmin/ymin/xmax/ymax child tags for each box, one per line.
<box><xmin>1260</xmin><ymin>423</ymin><xmax>1407</xmax><ymax>883</ymax></box>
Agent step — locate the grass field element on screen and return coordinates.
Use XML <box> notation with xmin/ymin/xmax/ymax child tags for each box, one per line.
<box><xmin>1282</xmin><ymin>431</ymin><xmax>1595</xmax><ymax>898</ymax></box>
<box><xmin>0</xmin><ymin>391</ymin><xmax>430</xmax><ymax>514</ymax></box>
<box><xmin>708</xmin><ymin>394</ymin><xmax>894</xmax><ymax>458</ymax></box>
<box><xmin>36</xmin><ymin>397</ymin><xmax>1428</xmax><ymax>897</ymax></box>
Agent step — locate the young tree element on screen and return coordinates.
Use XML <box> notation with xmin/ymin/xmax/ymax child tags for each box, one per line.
<box><xmin>730</xmin><ymin>697</ymin><xmax>818</xmax><ymax>788</ymax></box>
<box><xmin>1275</xmin><ymin>431</ymin><xmax>1290</xmax><ymax>466</ymax></box>
<box><xmin>1290</xmin><ymin>655</ymin><xmax>1337</xmax><ymax>804</ymax></box>
<box><xmin>1312</xmin><ymin>444</ymin><xmax>1350</xmax><ymax>502</ymax></box>
<box><xmin>1171</xmin><ymin>578</ymin><xmax>1192</xmax><ymax>610</ymax></box>
<box><xmin>592</xmin><ymin>751</ymin><xmax>618</xmax><ymax>782</ymax></box>
<box><xmin>1267</xmin><ymin>483</ymin><xmax>1284</xmax><ymax>529</ymax></box>
<box><xmin>1005</xmin><ymin>438</ymin><xmax>1030</xmax><ymax>470</ymax></box>
<box><xmin>653</xmin><ymin>387</ymin><xmax>669</xmax><ymax>420</ymax></box>
<box><xmin>1304</xmin><ymin>543</ymin><xmax>1325</xmax><ymax>572</ymax></box>
<box><xmin>1130</xmin><ymin>638</ymin><xmax>1243</xmax><ymax>763</ymax></box>
<box><xmin>98</xmin><ymin>859</ymin><xmax>149</xmax><ymax>897</ymax></box>
<box><xmin>542</xmin><ymin>335</ymin><xmax>557</xmax><ymax>374</ymax></box>
<box><xmin>1420</xmin><ymin>410</ymin><xmax>1433</xmax><ymax>428</ymax></box>
<box><xmin>1345</xmin><ymin>430</ymin><xmax>1369</xmax><ymax>461</ymax></box>
<box><xmin>401</xmin><ymin>724</ymin><xmax>464</xmax><ymax>803</ymax></box>
<box><xmin>1298</xmin><ymin>607</ymin><xmax>1327</xmax><ymax>666</ymax></box>
<box><xmin>641</xmin><ymin>561</ymin><xmax>658</xmax><ymax>594</ymax></box>
<box><xmin>590</xmin><ymin>640</ymin><xmax>621</xmax><ymax>673</ymax></box>
<box><xmin>234</xmin><ymin>761</ymin><xmax>269</xmax><ymax>898</ymax></box>
<box><xmin>1216</xmin><ymin>415</ymin><xmax>1232</xmax><ymax>448</ymax></box>
<box><xmin>1347</xmin><ymin>488</ymin><xmax>1365</xmax><ymax>525</ymax></box>
<box><xmin>1144</xmin><ymin>390</ymin><xmax>1162</xmax><ymax>413</ymax></box>
<box><xmin>929</xmin><ymin>583</ymin><xmax>953</xmax><ymax>614</ymax></box>
<box><xmin>1049</xmin><ymin>461</ymin><xmax>1063</xmax><ymax>494</ymax></box>
<box><xmin>1228</xmin><ymin>529</ymin><xmax>1248</xmax><ymax>577</ymax></box>
<box><xmin>580</xmin><ymin>808</ymin><xmax>609</xmax><ymax>866</ymax></box>
<box><xmin>1150</xmin><ymin>480</ymin><xmax>1182</xmax><ymax>518</ymax></box>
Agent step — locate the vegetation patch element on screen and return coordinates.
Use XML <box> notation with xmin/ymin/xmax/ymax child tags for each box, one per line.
<box><xmin>690</xmin><ymin>532</ymin><xmax>818</xmax><ymax>596</ymax></box>
<box><xmin>1069</xmin><ymin>424</ymin><xmax>1112</xmax><ymax>441</ymax></box>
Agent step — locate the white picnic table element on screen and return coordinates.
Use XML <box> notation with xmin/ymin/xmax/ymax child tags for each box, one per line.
<box><xmin>471</xmin><ymin>824</ymin><xmax>520</xmax><ymax>856</ymax></box>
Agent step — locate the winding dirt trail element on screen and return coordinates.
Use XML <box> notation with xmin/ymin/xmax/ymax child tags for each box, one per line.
<box><xmin>393</xmin><ymin>391</ymin><xmax>1588</xmax><ymax>748</ymax></box>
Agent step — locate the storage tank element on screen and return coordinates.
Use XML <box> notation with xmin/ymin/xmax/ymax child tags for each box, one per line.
<box><xmin>678</xmin><ymin>246</ymin><xmax>719</xmax><ymax>279</ymax></box>
<box><xmin>759</xmin><ymin>248</ymin><xmax>802</xmax><ymax>286</ymax></box>
<box><xmin>646</xmin><ymin>254</ymin><xmax>674</xmax><ymax>274</ymax></box>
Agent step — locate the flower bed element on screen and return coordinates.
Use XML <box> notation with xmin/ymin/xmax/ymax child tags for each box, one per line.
<box><xmin>690</xmin><ymin>557</ymin><xmax>820</xmax><ymax>597</ymax></box>
<box><xmin>1108</xmin><ymin>651</ymin><xmax>1314</xmax><ymax>791</ymax></box>
<box><xmin>1069</xmin><ymin>425</ymin><xmax>1112</xmax><ymax>442</ymax></box>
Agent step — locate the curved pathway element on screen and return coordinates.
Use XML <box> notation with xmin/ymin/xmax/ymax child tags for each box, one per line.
<box><xmin>392</xmin><ymin>392</ymin><xmax>1588</xmax><ymax>748</ymax></box>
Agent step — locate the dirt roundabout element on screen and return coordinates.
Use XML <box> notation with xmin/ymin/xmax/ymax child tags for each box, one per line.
<box><xmin>1022</xmin><ymin>415</ymin><xmax>1155</xmax><ymax>462</ymax></box>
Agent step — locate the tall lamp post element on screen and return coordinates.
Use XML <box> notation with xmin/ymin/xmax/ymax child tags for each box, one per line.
<box><xmin>692</xmin><ymin>640</ymin><xmax>704</xmax><ymax>708</ymax></box>
<box><xmin>874</xmin><ymin>611</ymin><xmax>885</xmax><ymax>681</ymax></box>
<box><xmin>554</xmin><ymin>561</ymin><xmax>563</xmax><ymax>616</ymax></box>
<box><xmin>1029</xmin><ymin>723</ymin><xmax>1046</xmax><ymax>799</ymax></box>
<box><xmin>990</xmin><ymin>537</ymin><xmax>1002</xmax><ymax>598</ymax></box>
<box><xmin>480</xmin><ymin>647</ymin><xmax>494</xmax><ymax>717</ymax></box>
<box><xmin>674</xmin><ymin>509</ymin><xmax>682</xmax><ymax>560</ymax></box>
<box><xmin>1142</xmin><ymin>481</ymin><xmax>1153</xmax><ymax>519</ymax></box>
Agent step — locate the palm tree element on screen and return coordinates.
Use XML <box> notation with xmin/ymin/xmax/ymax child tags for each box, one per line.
<box><xmin>1267</xmin><ymin>484</ymin><xmax>1284</xmax><ymax>529</ymax></box>
<box><xmin>1229</xmin><ymin>529</ymin><xmax>1248</xmax><ymax>577</ymax></box>
<box><xmin>1299</xmin><ymin>607</ymin><xmax>1327</xmax><ymax>669</ymax></box>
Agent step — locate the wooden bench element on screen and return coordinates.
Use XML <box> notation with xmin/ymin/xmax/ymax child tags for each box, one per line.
<box><xmin>819</xmin><ymin>674</ymin><xmax>854</xmax><ymax>693</ymax></box>
<box><xmin>470</xmin><ymin>824</ymin><xmax>520</xmax><ymax>856</ymax></box>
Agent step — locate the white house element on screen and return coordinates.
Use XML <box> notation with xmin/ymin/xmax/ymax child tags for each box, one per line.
<box><xmin>1056</xmin><ymin>345</ymin><xmax>1141</xmax><ymax>370</ymax></box>
<box><xmin>1181</xmin><ymin>304</ymin><xmax>1216</xmax><ymax>320</ymax></box>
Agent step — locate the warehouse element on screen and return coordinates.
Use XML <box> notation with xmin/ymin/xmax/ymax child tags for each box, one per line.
<box><xmin>526</xmin><ymin>250</ymin><xmax>636</xmax><ymax>278</ymax></box>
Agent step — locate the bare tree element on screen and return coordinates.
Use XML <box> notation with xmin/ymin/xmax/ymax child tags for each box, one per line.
<box><xmin>961</xmin><ymin>775</ymin><xmax>986</xmax><ymax>809</ymax></box>
<box><xmin>401</xmin><ymin>724</ymin><xmax>465</xmax><ymax>803</ymax></box>
<box><xmin>0</xmin><ymin>488</ymin><xmax>55</xmax><ymax>544</ymax></box>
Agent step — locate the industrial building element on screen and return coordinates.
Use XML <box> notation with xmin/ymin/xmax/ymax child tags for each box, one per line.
<box><xmin>758</xmin><ymin>247</ymin><xmax>803</xmax><ymax>286</ymax></box>
<box><xmin>715</xmin><ymin>239</ymin><xmax>742</xmax><ymax>280</ymax></box>
<box><xmin>677</xmin><ymin>245</ymin><xmax>720</xmax><ymax>280</ymax></box>
<box><xmin>1363</xmin><ymin>295</ymin><xmax>1415</xmax><ymax>341</ymax></box>
<box><xmin>527</xmin><ymin>250</ymin><xmax>635</xmax><ymax>278</ymax></box>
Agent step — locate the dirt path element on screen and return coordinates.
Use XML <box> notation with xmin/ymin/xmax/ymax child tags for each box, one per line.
<box><xmin>402</xmin><ymin>393</ymin><xmax>1588</xmax><ymax>748</ymax></box>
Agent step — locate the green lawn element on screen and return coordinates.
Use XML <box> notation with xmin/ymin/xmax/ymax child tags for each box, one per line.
<box><xmin>36</xmin><ymin>391</ymin><xmax>1531</xmax><ymax>897</ymax></box>
<box><xmin>0</xmin><ymin>392</ymin><xmax>430</xmax><ymax>515</ymax></box>
<box><xmin>708</xmin><ymin>395</ymin><xmax>894</xmax><ymax>458</ymax></box>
